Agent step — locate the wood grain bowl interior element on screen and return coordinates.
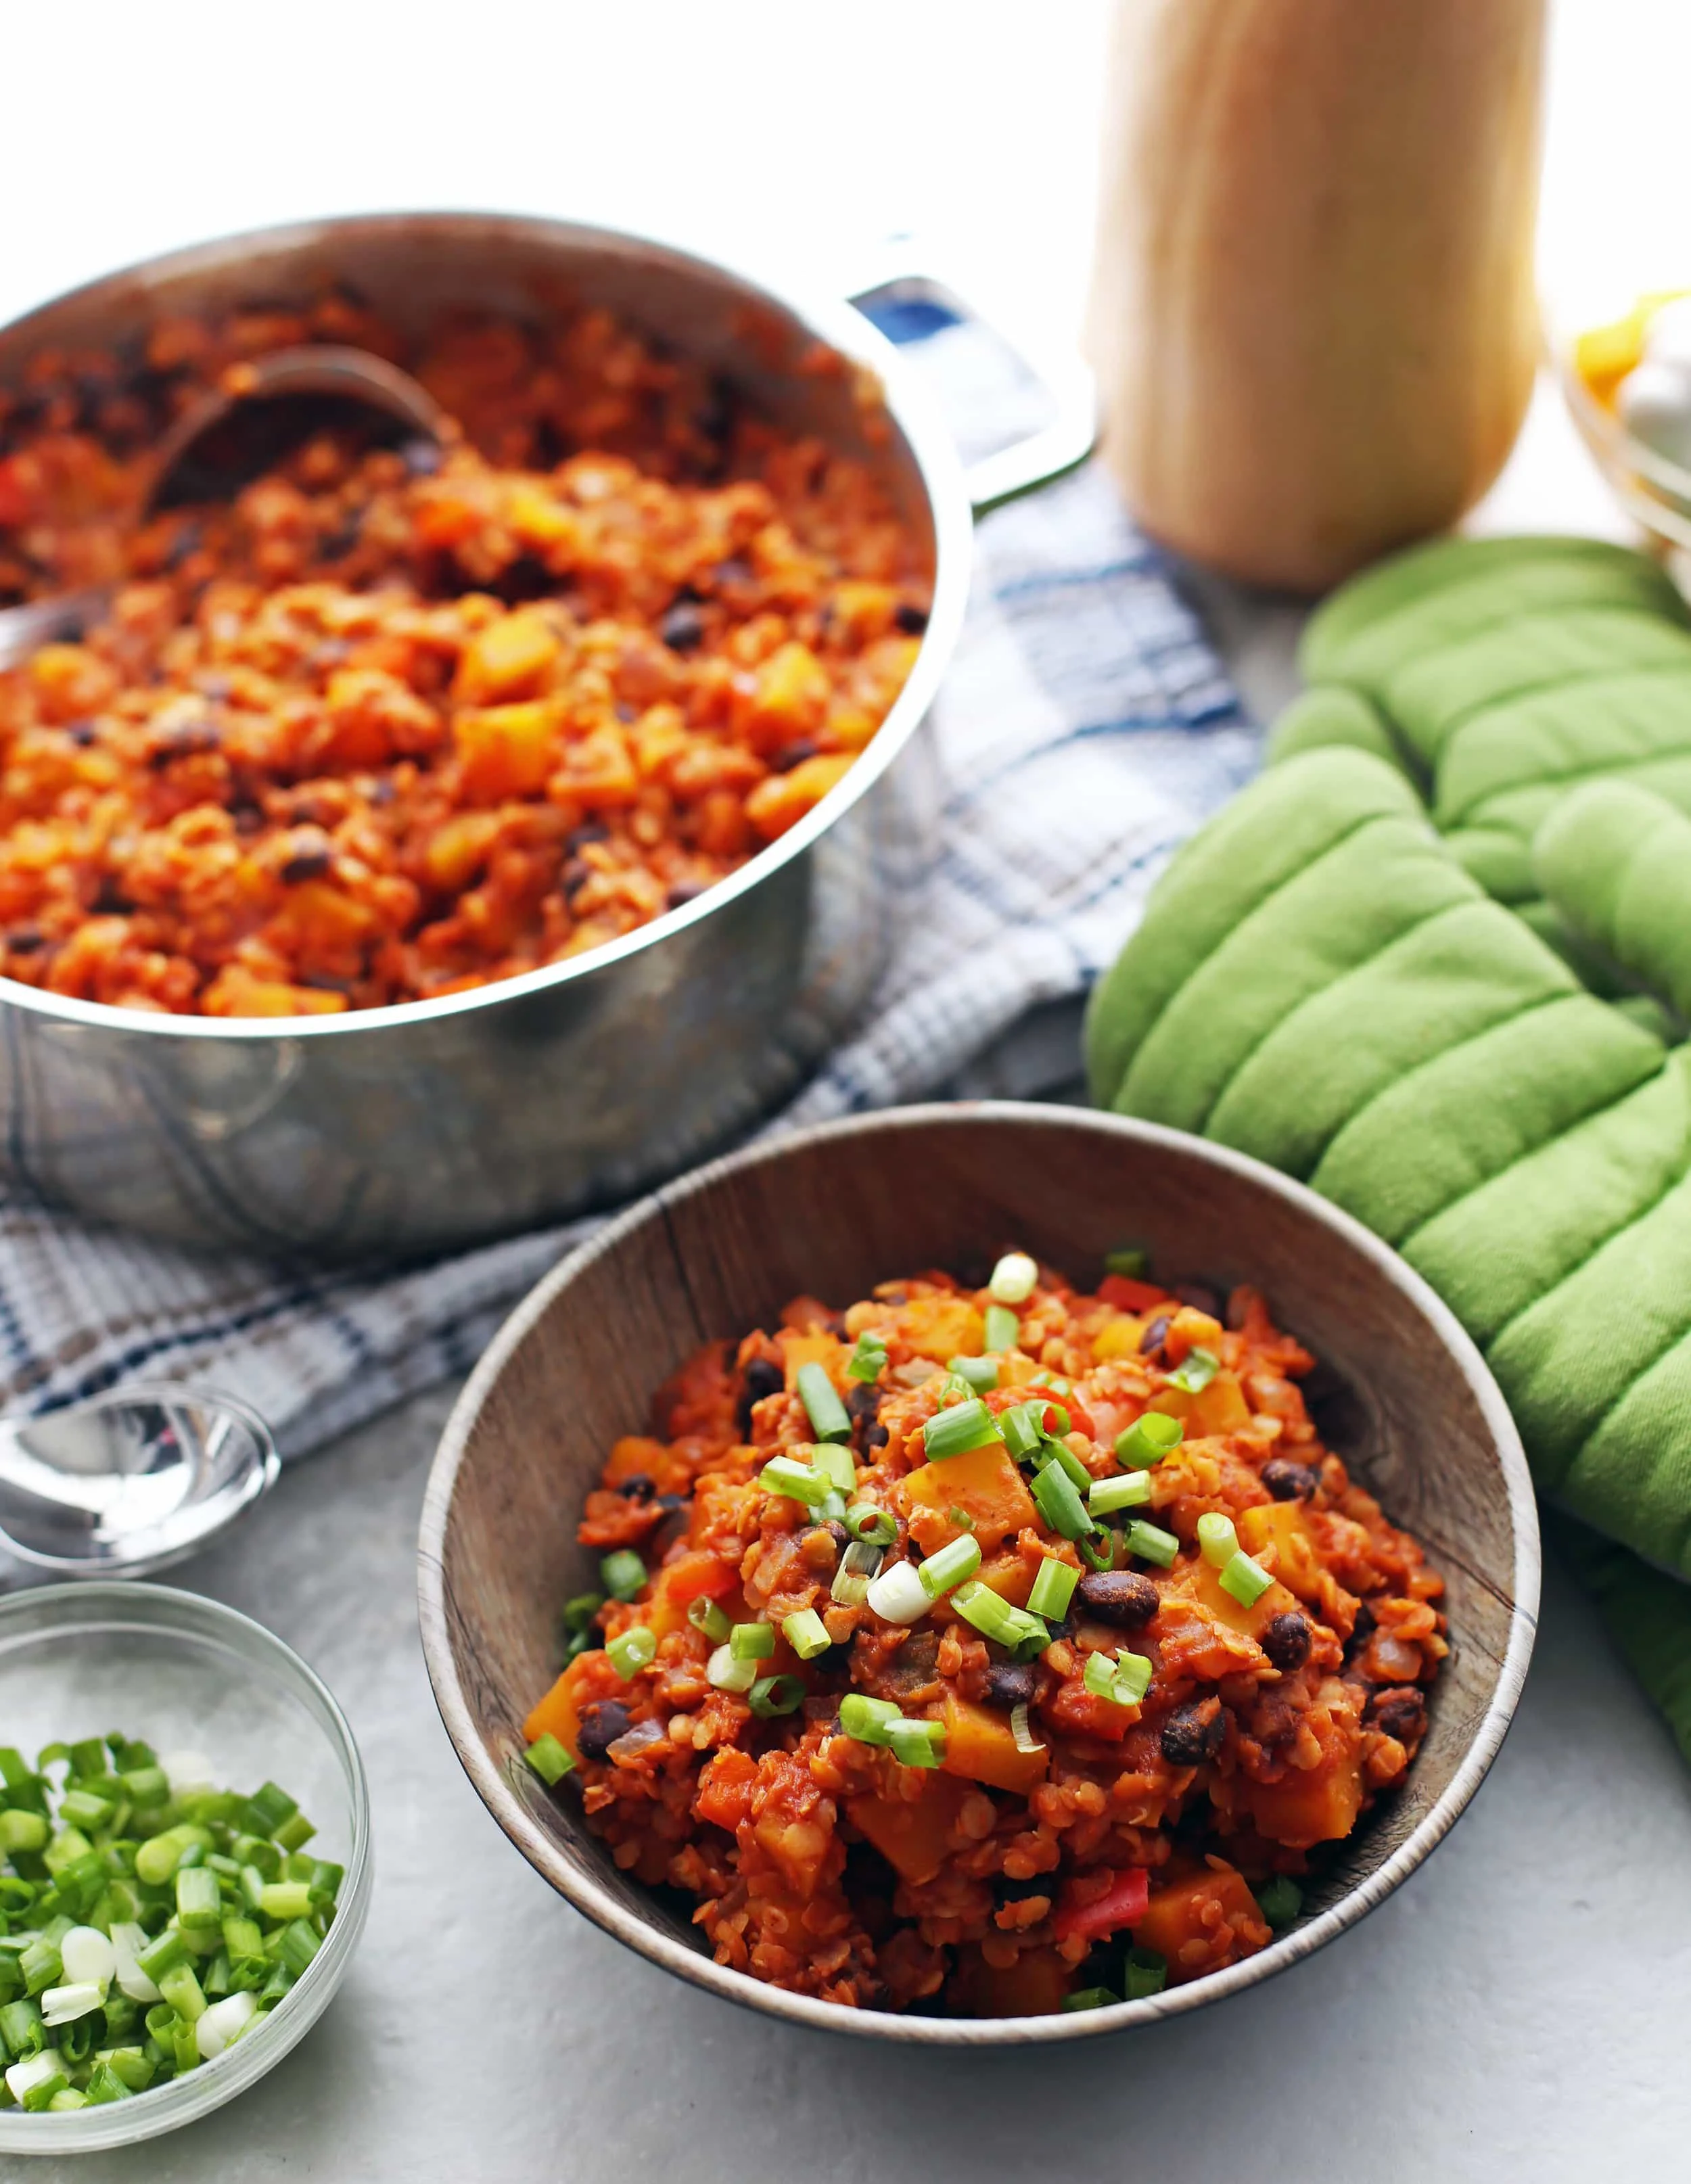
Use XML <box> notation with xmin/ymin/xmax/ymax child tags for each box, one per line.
<box><xmin>418</xmin><ymin>1102</ymin><xmax>1540</xmax><ymax>2044</ymax></box>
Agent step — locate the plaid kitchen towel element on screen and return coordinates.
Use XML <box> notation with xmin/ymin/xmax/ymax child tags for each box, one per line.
<box><xmin>0</xmin><ymin>289</ymin><xmax>1257</xmax><ymax>1461</ymax></box>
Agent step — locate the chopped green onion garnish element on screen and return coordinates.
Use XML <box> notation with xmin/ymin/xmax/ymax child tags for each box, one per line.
<box><xmin>1077</xmin><ymin>1527</ymin><xmax>1116</xmax><ymax>1573</ymax></box>
<box><xmin>1255</xmin><ymin>1876</ymin><xmax>1303</xmax><ymax>1930</ymax></box>
<box><xmin>795</xmin><ymin>1362</ymin><xmax>852</xmax><ymax>1443</ymax></box>
<box><xmin>947</xmin><ymin>1353</ymin><xmax>998</xmax><ymax>1393</ymax></box>
<box><xmin>950</xmin><ymin>1581</ymin><xmax>1048</xmax><ymax>1651</ymax></box>
<box><xmin>749</xmin><ymin>1675</ymin><xmax>806</xmax><ymax>1719</ymax></box>
<box><xmin>0</xmin><ymin>1810</ymin><xmax>47</xmax><ymax>1854</ymax></box>
<box><xmin>687</xmin><ymin>1596</ymin><xmax>732</xmax><ymax>1643</ymax></box>
<box><xmin>988</xmin><ymin>1252</ymin><xmax>1038</xmax><ymax>1305</ymax></box>
<box><xmin>175</xmin><ymin>1865</ymin><xmax>221</xmax><ymax>1931</ymax></box>
<box><xmin>839</xmin><ymin>1694</ymin><xmax>901</xmax><ymax>1746</ymax></box>
<box><xmin>1010</xmin><ymin>1700</ymin><xmax>1046</xmax><ymax>1755</ymax></box>
<box><xmin>999</xmin><ymin>1401</ymin><xmax>1045</xmax><ymax>1461</ymax></box>
<box><xmin>1030</xmin><ymin>1459</ymin><xmax>1094</xmax><ymax>1542</ymax></box>
<box><xmin>1115</xmin><ymin>1412</ymin><xmax>1183</xmax><ymax>1468</ymax></box>
<box><xmin>1197</xmin><ymin>1510</ymin><xmax>1239</xmax><ymax>1567</ymax></box>
<box><xmin>1063</xmin><ymin>1986</ymin><xmax>1119</xmax><ymax>2012</ymax></box>
<box><xmin>811</xmin><ymin>1441</ymin><xmax>856</xmax><ymax>1495</ymax></box>
<box><xmin>706</xmin><ymin>1644</ymin><xmax>757</xmax><ymax>1694</ymax></box>
<box><xmin>1113</xmin><ymin>1650</ymin><xmax>1153</xmax><ymax>1704</ymax></box>
<box><xmin>782</xmin><ymin>1609</ymin><xmax>832</xmax><ymax>1660</ymax></box>
<box><xmin>729</xmin><ymin>1621</ymin><xmax>776</xmax><ymax>1662</ymax></box>
<box><xmin>606</xmin><ymin>1626</ymin><xmax>656</xmax><ymax>1679</ymax></box>
<box><xmin>923</xmin><ymin>1397</ymin><xmax>998</xmax><ymax>1460</ymax></box>
<box><xmin>1124</xmin><ymin>1946</ymin><xmax>1167</xmax><ymax>1999</ymax></box>
<box><xmin>948</xmin><ymin>1505</ymin><xmax>977</xmax><ymax>1533</ymax></box>
<box><xmin>758</xmin><ymin>1454</ymin><xmax>832</xmax><ymax>1506</ymax></box>
<box><xmin>1105</xmin><ymin>1245</ymin><xmax>1149</xmax><ymax>1279</ymax></box>
<box><xmin>1125</xmin><ymin>1519</ymin><xmax>1180</xmax><ymax>1569</ymax></box>
<box><xmin>885</xmin><ymin>1718</ymin><xmax>946</xmax><ymax>1769</ymax></box>
<box><xmin>831</xmin><ymin>1541</ymin><xmax>883</xmax><ymax>1606</ymax></box>
<box><xmin>563</xmin><ymin>1591</ymin><xmax>605</xmax><ymax>1633</ymax></box>
<box><xmin>1026</xmin><ymin>1554</ymin><xmax>1080</xmax><ymax>1622</ymax></box>
<box><xmin>599</xmin><ymin>1550</ymin><xmax>647</xmax><ymax>1602</ymax></box>
<box><xmin>1037</xmin><ymin>1435</ymin><xmax>1091</xmax><ymax>1492</ymax></box>
<box><xmin>1089</xmin><ymin>1470</ymin><xmax>1153</xmax><ymax>1516</ymax></box>
<box><xmin>918</xmin><ymin>1533</ymin><xmax>982</xmax><ymax>1598</ymax></box>
<box><xmin>982</xmin><ymin>1303</ymin><xmax>1020</xmax><ymax>1354</ymax></box>
<box><xmin>1219</xmin><ymin>1550</ymin><xmax>1272</xmax><ymax>1607</ymax></box>
<box><xmin>847</xmin><ymin>1332</ymin><xmax>889</xmax><ymax>1382</ymax></box>
<box><xmin>844</xmin><ymin>1501</ymin><xmax>897</xmax><ymax>1546</ymax></box>
<box><xmin>1084</xmin><ymin>1650</ymin><xmax>1126</xmax><ymax>1703</ymax></box>
<box><xmin>1169</xmin><ymin>1346</ymin><xmax>1220</xmax><ymax>1393</ymax></box>
<box><xmin>864</xmin><ymin>1559</ymin><xmax>932</xmax><ymax>1625</ymax></box>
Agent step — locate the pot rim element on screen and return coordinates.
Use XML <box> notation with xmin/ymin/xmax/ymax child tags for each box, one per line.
<box><xmin>417</xmin><ymin>1099</ymin><xmax>1542</xmax><ymax>2046</ymax></box>
<box><xmin>0</xmin><ymin>207</ymin><xmax>975</xmax><ymax>1044</ymax></box>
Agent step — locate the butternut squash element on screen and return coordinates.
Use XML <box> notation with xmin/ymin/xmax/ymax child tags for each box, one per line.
<box><xmin>896</xmin><ymin>1439</ymin><xmax>1036</xmax><ymax>1555</ymax></box>
<box><xmin>846</xmin><ymin>1775</ymin><xmax>969</xmax><ymax>1885</ymax></box>
<box><xmin>1087</xmin><ymin>0</ymin><xmax>1545</xmax><ymax>590</ymax></box>
<box><xmin>941</xmin><ymin>1692</ymin><xmax>1049</xmax><ymax>1796</ymax></box>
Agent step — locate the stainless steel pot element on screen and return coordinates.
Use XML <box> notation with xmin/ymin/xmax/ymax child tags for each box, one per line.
<box><xmin>0</xmin><ymin>214</ymin><xmax>1091</xmax><ymax>1257</ymax></box>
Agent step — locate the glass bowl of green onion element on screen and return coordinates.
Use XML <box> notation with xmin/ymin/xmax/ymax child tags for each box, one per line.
<box><xmin>0</xmin><ymin>1581</ymin><xmax>370</xmax><ymax>2152</ymax></box>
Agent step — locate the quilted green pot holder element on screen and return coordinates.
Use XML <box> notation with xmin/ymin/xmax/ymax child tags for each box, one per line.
<box><xmin>1086</xmin><ymin>535</ymin><xmax>1691</xmax><ymax>1761</ymax></box>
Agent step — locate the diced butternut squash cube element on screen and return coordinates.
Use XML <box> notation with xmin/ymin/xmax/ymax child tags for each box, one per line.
<box><xmin>554</xmin><ymin>723</ymin><xmax>639</xmax><ymax>809</ymax></box>
<box><xmin>745</xmin><ymin>752</ymin><xmax>854</xmax><ymax>842</ymax></box>
<box><xmin>899</xmin><ymin>1295</ymin><xmax>985</xmax><ymax>1364</ymax></box>
<box><xmin>975</xmin><ymin>1549</ymin><xmax>1038</xmax><ymax>1607</ymax></box>
<box><xmin>423</xmin><ymin>810</ymin><xmax>502</xmax><ymax>895</ymax></box>
<box><xmin>846</xmin><ymin>1775</ymin><xmax>969</xmax><ymax>1884</ymax></box>
<box><xmin>1149</xmin><ymin>1367</ymin><xmax>1252</xmax><ymax>1438</ymax></box>
<box><xmin>524</xmin><ymin>1652</ymin><xmax>604</xmax><ymax>1761</ymax></box>
<box><xmin>897</xmin><ymin>1440</ymin><xmax>1033</xmax><ymax>1554</ymax></box>
<box><xmin>455</xmin><ymin>610</ymin><xmax>561</xmax><ymax>703</ymax></box>
<box><xmin>949</xmin><ymin>1944</ymin><xmax>1073</xmax><ymax>2018</ymax></box>
<box><xmin>1161</xmin><ymin>1305</ymin><xmax>1224</xmax><ymax>1365</ymax></box>
<box><xmin>1134</xmin><ymin>1858</ymin><xmax>1268</xmax><ymax>1983</ymax></box>
<box><xmin>1247</xmin><ymin>1748</ymin><xmax>1364</xmax><ymax>1847</ymax></box>
<box><xmin>456</xmin><ymin>698</ymin><xmax>564</xmax><ymax>801</ymax></box>
<box><xmin>646</xmin><ymin>1550</ymin><xmax>736</xmax><ymax>1639</ymax></box>
<box><xmin>779</xmin><ymin>1330</ymin><xmax>847</xmax><ymax>1393</ymax></box>
<box><xmin>1092</xmin><ymin>1315</ymin><xmax>1147</xmax><ymax>1362</ymax></box>
<box><xmin>1238</xmin><ymin>1500</ymin><xmax>1323</xmax><ymax>1603</ymax></box>
<box><xmin>1188</xmin><ymin>1557</ymin><xmax>1297</xmax><ymax>1642</ymax></box>
<box><xmin>941</xmin><ymin>1692</ymin><xmax>1048</xmax><ymax>1795</ymax></box>
<box><xmin>746</xmin><ymin>641</ymin><xmax>829</xmax><ymax>743</ymax></box>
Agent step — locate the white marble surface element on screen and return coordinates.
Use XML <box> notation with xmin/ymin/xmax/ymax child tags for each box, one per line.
<box><xmin>5</xmin><ymin>1</ymin><xmax>1691</xmax><ymax>2172</ymax></box>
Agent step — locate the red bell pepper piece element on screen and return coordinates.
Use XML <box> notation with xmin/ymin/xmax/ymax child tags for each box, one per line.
<box><xmin>1052</xmin><ymin>1865</ymin><xmax>1151</xmax><ymax>1944</ymax></box>
<box><xmin>1098</xmin><ymin>1274</ymin><xmax>1171</xmax><ymax>1314</ymax></box>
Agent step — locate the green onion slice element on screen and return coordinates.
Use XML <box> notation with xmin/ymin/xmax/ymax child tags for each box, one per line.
<box><xmin>758</xmin><ymin>1454</ymin><xmax>832</xmax><ymax>1506</ymax></box>
<box><xmin>988</xmin><ymin>1252</ymin><xmax>1038</xmax><ymax>1305</ymax></box>
<box><xmin>1062</xmin><ymin>1986</ymin><xmax>1119</xmax><ymax>2012</ymax></box>
<box><xmin>1255</xmin><ymin>1876</ymin><xmax>1303</xmax><ymax>1930</ymax></box>
<box><xmin>599</xmin><ymin>1549</ymin><xmax>647</xmax><ymax>1602</ymax></box>
<box><xmin>1125</xmin><ymin>1519</ymin><xmax>1180</xmax><ymax>1569</ymax></box>
<box><xmin>950</xmin><ymin>1580</ymin><xmax>1048</xmax><ymax>1651</ymax></box>
<box><xmin>982</xmin><ymin>1303</ymin><xmax>1020</xmax><ymax>1355</ymax></box>
<box><xmin>796</xmin><ymin>1362</ymin><xmax>852</xmax><ymax>1443</ymax></box>
<box><xmin>687</xmin><ymin>1596</ymin><xmax>732</xmax><ymax>1644</ymax></box>
<box><xmin>947</xmin><ymin>1353</ymin><xmax>998</xmax><ymax>1394</ymax></box>
<box><xmin>1115</xmin><ymin>1412</ymin><xmax>1183</xmax><ymax>1469</ymax></box>
<box><xmin>923</xmin><ymin>1397</ymin><xmax>1000</xmax><ymax>1462</ymax></box>
<box><xmin>1089</xmin><ymin>1471</ymin><xmax>1153</xmax><ymax>1516</ymax></box>
<box><xmin>525</xmin><ymin>1734</ymin><xmax>575</xmax><ymax>1786</ymax></box>
<box><xmin>918</xmin><ymin>1533</ymin><xmax>982</xmax><ymax>1598</ymax></box>
<box><xmin>839</xmin><ymin>1694</ymin><xmax>901</xmax><ymax>1746</ymax></box>
<box><xmin>1026</xmin><ymin>1554</ymin><xmax>1080</xmax><ymax>1622</ymax></box>
<box><xmin>1124</xmin><ymin>1947</ymin><xmax>1167</xmax><ymax>1999</ymax></box>
<box><xmin>844</xmin><ymin>1502</ymin><xmax>896</xmax><ymax>1547</ymax></box>
<box><xmin>1197</xmin><ymin>1510</ymin><xmax>1239</xmax><ymax>1567</ymax></box>
<box><xmin>1010</xmin><ymin>1700</ymin><xmax>1046</xmax><ymax>1756</ymax></box>
<box><xmin>1076</xmin><ymin>1528</ymin><xmax>1115</xmax><ymax>1573</ymax></box>
<box><xmin>1105</xmin><ymin>1245</ymin><xmax>1149</xmax><ymax>1279</ymax></box>
<box><xmin>749</xmin><ymin>1675</ymin><xmax>806</xmax><ymax>1719</ymax></box>
<box><xmin>781</xmin><ymin>1608</ymin><xmax>832</xmax><ymax>1660</ymax></box>
<box><xmin>1169</xmin><ymin>1346</ymin><xmax>1220</xmax><ymax>1393</ymax></box>
<box><xmin>562</xmin><ymin>1591</ymin><xmax>605</xmax><ymax>1633</ymax></box>
<box><xmin>812</xmin><ymin>1441</ymin><xmax>856</xmax><ymax>1495</ymax></box>
<box><xmin>846</xmin><ymin>1333</ymin><xmax>889</xmax><ymax>1383</ymax></box>
<box><xmin>607</xmin><ymin>1626</ymin><xmax>656</xmax><ymax>1680</ymax></box>
<box><xmin>1030</xmin><ymin>1459</ymin><xmax>1094</xmax><ymax>1542</ymax></box>
<box><xmin>729</xmin><ymin>1621</ymin><xmax>776</xmax><ymax>1662</ymax></box>
<box><xmin>1219</xmin><ymin>1550</ymin><xmax>1272</xmax><ymax>1607</ymax></box>
<box><xmin>885</xmin><ymin>1718</ymin><xmax>946</xmax><ymax>1769</ymax></box>
<box><xmin>705</xmin><ymin>1644</ymin><xmax>757</xmax><ymax>1694</ymax></box>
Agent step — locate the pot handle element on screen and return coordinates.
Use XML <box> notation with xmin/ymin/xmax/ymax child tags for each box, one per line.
<box><xmin>844</xmin><ymin>251</ymin><xmax>1096</xmax><ymax>516</ymax></box>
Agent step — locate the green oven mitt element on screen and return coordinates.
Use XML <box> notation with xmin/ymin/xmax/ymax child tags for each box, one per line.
<box><xmin>1087</xmin><ymin>535</ymin><xmax>1691</xmax><ymax>1763</ymax></box>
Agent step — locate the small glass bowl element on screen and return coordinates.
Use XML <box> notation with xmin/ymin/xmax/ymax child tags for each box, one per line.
<box><xmin>1548</xmin><ymin>281</ymin><xmax>1691</xmax><ymax>578</ymax></box>
<box><xmin>0</xmin><ymin>1582</ymin><xmax>371</xmax><ymax>2154</ymax></box>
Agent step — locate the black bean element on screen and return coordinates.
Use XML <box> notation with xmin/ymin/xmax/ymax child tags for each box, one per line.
<box><xmin>164</xmin><ymin>520</ymin><xmax>204</xmax><ymax>572</ymax></box>
<box><xmin>1261</xmin><ymin>1612</ymin><xmax>1312</xmax><ymax>1671</ymax></box>
<box><xmin>1350</xmin><ymin>1600</ymin><xmax>1378</xmax><ymax>1646</ymax></box>
<box><xmin>712</xmin><ymin>556</ymin><xmax>753</xmax><ymax>588</ymax></box>
<box><xmin>65</xmin><ymin>720</ymin><xmax>97</xmax><ymax>747</ymax></box>
<box><xmin>230</xmin><ymin>800</ymin><xmax>266</xmax><ymax>834</ymax></box>
<box><xmin>984</xmin><ymin>1660</ymin><xmax>1039</xmax><ymax>1709</ymax></box>
<box><xmin>735</xmin><ymin>1354</ymin><xmax>784</xmax><ymax>1438</ymax></box>
<box><xmin>617</xmin><ymin>1474</ymin><xmax>656</xmax><ymax>1503</ymax></box>
<box><xmin>561</xmin><ymin>858</ymin><xmax>595</xmax><ymax>903</ymax></box>
<box><xmin>862</xmin><ymin>1422</ymin><xmax>889</xmax><ymax>1452</ymax></box>
<box><xmin>7</xmin><ymin>927</ymin><xmax>43</xmax><ymax>954</ymax></box>
<box><xmin>1160</xmin><ymin>1699</ymin><xmax>1226</xmax><ymax>1767</ymax></box>
<box><xmin>400</xmin><ymin>437</ymin><xmax>441</xmax><ymax>477</ymax></box>
<box><xmin>1261</xmin><ymin>1458</ymin><xmax>1318</xmax><ymax>1503</ymax></box>
<box><xmin>491</xmin><ymin>552</ymin><xmax>551</xmax><ymax>604</ymax></box>
<box><xmin>666</xmin><ymin>879</ymin><xmax>708</xmax><ymax>910</ymax></box>
<box><xmin>318</xmin><ymin>518</ymin><xmax>363</xmax><ymax>561</ymax></box>
<box><xmin>301</xmin><ymin>974</ymin><xmax>353</xmax><ymax>996</ymax></box>
<box><xmin>90</xmin><ymin>879</ymin><xmax>131</xmax><ymax>916</ymax></box>
<box><xmin>280</xmin><ymin>848</ymin><xmax>334</xmax><ymax>884</ymax></box>
<box><xmin>771</xmin><ymin>739</ymin><xmax>818</xmax><ymax>774</ymax></box>
<box><xmin>1369</xmin><ymin>1687</ymin><xmax>1428</xmax><ymax>1744</ymax></box>
<box><xmin>1139</xmin><ymin>1314</ymin><xmax>1172</xmax><ymax>1357</ymax></box>
<box><xmin>659</xmin><ymin>599</ymin><xmax>706</xmax><ymax>653</ymax></box>
<box><xmin>894</xmin><ymin>601</ymin><xmax>929</xmax><ymax>636</ymax></box>
<box><xmin>846</xmin><ymin>1382</ymin><xmax>881</xmax><ymax>1423</ymax></box>
<box><xmin>575</xmin><ymin>1700</ymin><xmax>632</xmax><ymax>1760</ymax></box>
<box><xmin>1173</xmin><ymin>1282</ymin><xmax>1222</xmax><ymax>1318</ymax></box>
<box><xmin>565</xmin><ymin>822</ymin><xmax>610</xmax><ymax>854</ymax></box>
<box><xmin>1076</xmin><ymin>1571</ymin><xmax>1159</xmax><ymax>1629</ymax></box>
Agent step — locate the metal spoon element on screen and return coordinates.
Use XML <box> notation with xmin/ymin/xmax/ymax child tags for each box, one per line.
<box><xmin>0</xmin><ymin>1386</ymin><xmax>280</xmax><ymax>1579</ymax></box>
<box><xmin>0</xmin><ymin>344</ymin><xmax>448</xmax><ymax>669</ymax></box>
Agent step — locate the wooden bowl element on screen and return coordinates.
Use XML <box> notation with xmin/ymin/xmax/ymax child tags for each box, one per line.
<box><xmin>418</xmin><ymin>1103</ymin><xmax>1539</xmax><ymax>2044</ymax></box>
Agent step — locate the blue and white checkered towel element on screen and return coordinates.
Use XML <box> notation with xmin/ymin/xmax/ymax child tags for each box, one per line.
<box><xmin>0</xmin><ymin>293</ymin><xmax>1257</xmax><ymax>1459</ymax></box>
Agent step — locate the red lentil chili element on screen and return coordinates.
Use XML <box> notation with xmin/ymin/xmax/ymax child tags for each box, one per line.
<box><xmin>524</xmin><ymin>1251</ymin><xmax>1447</xmax><ymax>2015</ymax></box>
<box><xmin>0</xmin><ymin>292</ymin><xmax>928</xmax><ymax>1015</ymax></box>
